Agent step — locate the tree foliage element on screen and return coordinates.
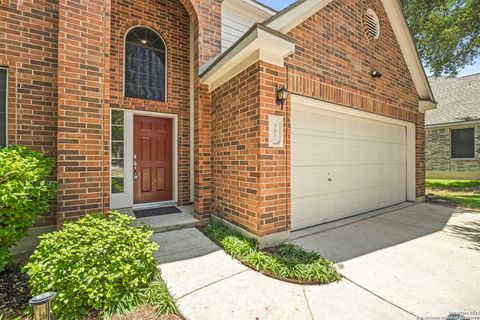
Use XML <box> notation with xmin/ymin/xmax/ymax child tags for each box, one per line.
<box><xmin>402</xmin><ymin>0</ymin><xmax>480</xmax><ymax>77</ymax></box>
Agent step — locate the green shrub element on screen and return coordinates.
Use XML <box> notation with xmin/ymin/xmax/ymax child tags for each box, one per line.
<box><xmin>23</xmin><ymin>212</ymin><xmax>160</xmax><ymax>319</ymax></box>
<box><xmin>0</xmin><ymin>145</ymin><xmax>56</xmax><ymax>270</ymax></box>
<box><xmin>204</xmin><ymin>223</ymin><xmax>342</xmax><ymax>284</ymax></box>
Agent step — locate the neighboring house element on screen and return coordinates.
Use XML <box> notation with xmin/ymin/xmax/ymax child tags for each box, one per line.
<box><xmin>0</xmin><ymin>0</ymin><xmax>436</xmax><ymax>246</ymax></box>
<box><xmin>426</xmin><ymin>74</ymin><xmax>480</xmax><ymax>180</ymax></box>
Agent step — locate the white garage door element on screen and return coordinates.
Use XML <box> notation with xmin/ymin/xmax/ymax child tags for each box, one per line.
<box><xmin>291</xmin><ymin>102</ymin><xmax>407</xmax><ymax>230</ymax></box>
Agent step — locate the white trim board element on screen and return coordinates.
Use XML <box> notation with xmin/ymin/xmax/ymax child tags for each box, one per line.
<box><xmin>264</xmin><ymin>0</ymin><xmax>332</xmax><ymax>33</ymax></box>
<box><xmin>426</xmin><ymin>120</ymin><xmax>480</xmax><ymax>129</ymax></box>
<box><xmin>291</xmin><ymin>94</ymin><xmax>417</xmax><ymax>203</ymax></box>
<box><xmin>110</xmin><ymin>108</ymin><xmax>179</xmax><ymax>210</ymax></box>
<box><xmin>201</xmin><ymin>24</ymin><xmax>295</xmax><ymax>91</ymax></box>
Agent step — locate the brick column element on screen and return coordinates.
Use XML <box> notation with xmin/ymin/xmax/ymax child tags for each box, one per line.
<box><xmin>416</xmin><ymin>113</ymin><xmax>426</xmax><ymax>199</ymax></box>
<box><xmin>210</xmin><ymin>61</ymin><xmax>290</xmax><ymax>246</ymax></box>
<box><xmin>192</xmin><ymin>0</ymin><xmax>222</xmax><ymax>219</ymax></box>
<box><xmin>56</xmin><ymin>0</ymin><xmax>111</xmax><ymax>225</ymax></box>
<box><xmin>257</xmin><ymin>61</ymin><xmax>290</xmax><ymax>237</ymax></box>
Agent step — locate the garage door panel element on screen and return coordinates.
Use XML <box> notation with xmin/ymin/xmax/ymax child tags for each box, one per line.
<box><xmin>292</xmin><ymin>185</ymin><xmax>405</xmax><ymax>230</ymax></box>
<box><xmin>293</xmin><ymin>135</ymin><xmax>406</xmax><ymax>167</ymax></box>
<box><xmin>293</xmin><ymin>164</ymin><xmax>405</xmax><ymax>198</ymax></box>
<box><xmin>294</xmin><ymin>104</ymin><xmax>406</xmax><ymax>144</ymax></box>
<box><xmin>291</xmin><ymin>103</ymin><xmax>408</xmax><ymax>230</ymax></box>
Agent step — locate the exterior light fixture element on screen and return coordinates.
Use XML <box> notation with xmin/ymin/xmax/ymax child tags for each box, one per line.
<box><xmin>371</xmin><ymin>70</ymin><xmax>382</xmax><ymax>78</ymax></box>
<box><xmin>29</xmin><ymin>292</ymin><xmax>56</xmax><ymax>320</ymax></box>
<box><xmin>276</xmin><ymin>86</ymin><xmax>289</xmax><ymax>107</ymax></box>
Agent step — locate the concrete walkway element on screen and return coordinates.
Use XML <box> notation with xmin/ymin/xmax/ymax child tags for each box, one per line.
<box><xmin>154</xmin><ymin>204</ymin><xmax>480</xmax><ymax>320</ymax></box>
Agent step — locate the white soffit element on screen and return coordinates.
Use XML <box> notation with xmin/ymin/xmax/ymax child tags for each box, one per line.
<box><xmin>201</xmin><ymin>24</ymin><xmax>295</xmax><ymax>91</ymax></box>
<box><xmin>223</xmin><ymin>0</ymin><xmax>276</xmax><ymax>17</ymax></box>
<box><xmin>264</xmin><ymin>0</ymin><xmax>333</xmax><ymax>33</ymax></box>
<box><xmin>419</xmin><ymin>100</ymin><xmax>437</xmax><ymax>113</ymax></box>
<box><xmin>381</xmin><ymin>0</ymin><xmax>436</xmax><ymax>105</ymax></box>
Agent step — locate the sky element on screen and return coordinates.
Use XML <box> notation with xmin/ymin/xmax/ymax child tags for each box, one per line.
<box><xmin>257</xmin><ymin>0</ymin><xmax>480</xmax><ymax>77</ymax></box>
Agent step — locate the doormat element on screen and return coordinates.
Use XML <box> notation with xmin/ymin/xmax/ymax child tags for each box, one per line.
<box><xmin>134</xmin><ymin>206</ymin><xmax>182</xmax><ymax>219</ymax></box>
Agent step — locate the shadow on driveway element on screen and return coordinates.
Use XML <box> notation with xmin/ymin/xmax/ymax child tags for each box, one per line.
<box><xmin>293</xmin><ymin>203</ymin><xmax>456</xmax><ymax>263</ymax></box>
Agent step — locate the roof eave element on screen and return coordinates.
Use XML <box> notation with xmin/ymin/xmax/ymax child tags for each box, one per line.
<box><xmin>381</xmin><ymin>0</ymin><xmax>436</xmax><ymax>104</ymax></box>
<box><xmin>200</xmin><ymin>24</ymin><xmax>296</xmax><ymax>91</ymax></box>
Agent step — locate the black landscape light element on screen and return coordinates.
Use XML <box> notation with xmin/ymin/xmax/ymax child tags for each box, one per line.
<box><xmin>29</xmin><ymin>291</ymin><xmax>56</xmax><ymax>320</ymax></box>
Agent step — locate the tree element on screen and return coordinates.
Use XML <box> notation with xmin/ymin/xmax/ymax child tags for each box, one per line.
<box><xmin>402</xmin><ymin>0</ymin><xmax>480</xmax><ymax>77</ymax></box>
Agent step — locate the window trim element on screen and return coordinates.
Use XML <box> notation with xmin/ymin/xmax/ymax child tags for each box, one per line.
<box><xmin>0</xmin><ymin>67</ymin><xmax>8</xmax><ymax>148</ymax></box>
<box><xmin>123</xmin><ymin>25</ymin><xmax>168</xmax><ymax>102</ymax></box>
<box><xmin>450</xmin><ymin>127</ymin><xmax>476</xmax><ymax>160</ymax></box>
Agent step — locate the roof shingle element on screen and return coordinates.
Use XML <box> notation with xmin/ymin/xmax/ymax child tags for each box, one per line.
<box><xmin>426</xmin><ymin>74</ymin><xmax>480</xmax><ymax>126</ymax></box>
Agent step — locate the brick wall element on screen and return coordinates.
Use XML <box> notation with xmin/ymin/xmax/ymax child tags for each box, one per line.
<box><xmin>109</xmin><ymin>0</ymin><xmax>192</xmax><ymax>206</ymax></box>
<box><xmin>284</xmin><ymin>0</ymin><xmax>425</xmax><ymax>198</ymax></box>
<box><xmin>426</xmin><ymin>124</ymin><xmax>480</xmax><ymax>179</ymax></box>
<box><xmin>211</xmin><ymin>61</ymin><xmax>289</xmax><ymax>237</ymax></box>
<box><xmin>0</xmin><ymin>0</ymin><xmax>58</xmax><ymax>226</ymax></box>
<box><xmin>56</xmin><ymin>0</ymin><xmax>111</xmax><ymax>224</ymax></box>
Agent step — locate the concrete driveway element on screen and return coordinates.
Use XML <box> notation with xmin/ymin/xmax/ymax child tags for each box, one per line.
<box><xmin>293</xmin><ymin>203</ymin><xmax>480</xmax><ymax>319</ymax></box>
<box><xmin>155</xmin><ymin>203</ymin><xmax>480</xmax><ymax>320</ymax></box>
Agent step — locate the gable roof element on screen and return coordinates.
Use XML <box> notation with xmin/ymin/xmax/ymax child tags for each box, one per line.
<box><xmin>263</xmin><ymin>0</ymin><xmax>435</xmax><ymax>104</ymax></box>
<box><xmin>202</xmin><ymin>0</ymin><xmax>437</xmax><ymax>108</ymax></box>
<box><xmin>426</xmin><ymin>76</ymin><xmax>480</xmax><ymax>126</ymax></box>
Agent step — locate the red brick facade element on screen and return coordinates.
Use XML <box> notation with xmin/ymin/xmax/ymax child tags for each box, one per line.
<box><xmin>284</xmin><ymin>0</ymin><xmax>425</xmax><ymax>198</ymax></box>
<box><xmin>1</xmin><ymin>0</ymin><xmax>426</xmax><ymax>239</ymax></box>
<box><xmin>0</xmin><ymin>0</ymin><xmax>58</xmax><ymax>226</ymax></box>
<box><xmin>211</xmin><ymin>61</ymin><xmax>290</xmax><ymax>237</ymax></box>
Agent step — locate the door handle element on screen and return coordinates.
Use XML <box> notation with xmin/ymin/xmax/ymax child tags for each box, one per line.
<box><xmin>133</xmin><ymin>154</ymin><xmax>139</xmax><ymax>180</ymax></box>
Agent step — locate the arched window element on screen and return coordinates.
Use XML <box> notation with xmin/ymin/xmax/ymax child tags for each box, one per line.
<box><xmin>125</xmin><ymin>26</ymin><xmax>166</xmax><ymax>101</ymax></box>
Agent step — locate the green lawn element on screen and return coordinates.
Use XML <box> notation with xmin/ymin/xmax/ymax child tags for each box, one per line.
<box><xmin>426</xmin><ymin>179</ymin><xmax>480</xmax><ymax>209</ymax></box>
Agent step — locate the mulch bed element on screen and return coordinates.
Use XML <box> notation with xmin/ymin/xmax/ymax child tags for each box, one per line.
<box><xmin>0</xmin><ymin>253</ymin><xmax>31</xmax><ymax>319</ymax></box>
<box><xmin>111</xmin><ymin>307</ymin><xmax>182</xmax><ymax>320</ymax></box>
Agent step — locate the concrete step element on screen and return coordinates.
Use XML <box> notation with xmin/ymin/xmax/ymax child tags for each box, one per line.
<box><xmin>118</xmin><ymin>206</ymin><xmax>206</xmax><ymax>234</ymax></box>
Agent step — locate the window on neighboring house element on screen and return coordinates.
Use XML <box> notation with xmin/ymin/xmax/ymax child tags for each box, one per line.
<box><xmin>451</xmin><ymin>128</ymin><xmax>475</xmax><ymax>159</ymax></box>
<box><xmin>0</xmin><ymin>68</ymin><xmax>7</xmax><ymax>148</ymax></box>
<box><xmin>125</xmin><ymin>26</ymin><xmax>166</xmax><ymax>102</ymax></box>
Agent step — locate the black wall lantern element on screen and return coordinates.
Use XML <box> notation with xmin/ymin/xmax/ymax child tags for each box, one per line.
<box><xmin>276</xmin><ymin>86</ymin><xmax>289</xmax><ymax>108</ymax></box>
<box><xmin>371</xmin><ymin>70</ymin><xmax>382</xmax><ymax>78</ymax></box>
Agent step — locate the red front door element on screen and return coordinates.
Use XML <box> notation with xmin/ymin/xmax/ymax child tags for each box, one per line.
<box><xmin>134</xmin><ymin>115</ymin><xmax>173</xmax><ymax>204</ymax></box>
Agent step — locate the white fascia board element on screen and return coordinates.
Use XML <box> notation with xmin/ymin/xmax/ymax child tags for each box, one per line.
<box><xmin>381</xmin><ymin>0</ymin><xmax>435</xmax><ymax>104</ymax></box>
<box><xmin>223</xmin><ymin>0</ymin><xmax>274</xmax><ymax>22</ymax></box>
<box><xmin>246</xmin><ymin>0</ymin><xmax>276</xmax><ymax>15</ymax></box>
<box><xmin>425</xmin><ymin>120</ymin><xmax>480</xmax><ymax>129</ymax></box>
<box><xmin>201</xmin><ymin>24</ymin><xmax>295</xmax><ymax>91</ymax></box>
<box><xmin>419</xmin><ymin>100</ymin><xmax>437</xmax><ymax>113</ymax></box>
<box><xmin>264</xmin><ymin>0</ymin><xmax>332</xmax><ymax>33</ymax></box>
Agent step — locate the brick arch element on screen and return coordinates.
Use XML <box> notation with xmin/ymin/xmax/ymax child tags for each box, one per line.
<box><xmin>116</xmin><ymin>21</ymin><xmax>176</xmax><ymax>102</ymax></box>
<box><xmin>178</xmin><ymin>0</ymin><xmax>199</xmax><ymax>23</ymax></box>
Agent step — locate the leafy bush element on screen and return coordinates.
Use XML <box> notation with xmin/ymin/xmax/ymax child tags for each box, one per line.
<box><xmin>204</xmin><ymin>223</ymin><xmax>342</xmax><ymax>284</ymax></box>
<box><xmin>0</xmin><ymin>145</ymin><xmax>56</xmax><ymax>270</ymax></box>
<box><xmin>23</xmin><ymin>212</ymin><xmax>160</xmax><ymax>319</ymax></box>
